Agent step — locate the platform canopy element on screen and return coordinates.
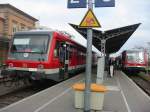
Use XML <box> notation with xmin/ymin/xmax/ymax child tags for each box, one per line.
<box><xmin>69</xmin><ymin>23</ymin><xmax>141</xmax><ymax>54</ymax></box>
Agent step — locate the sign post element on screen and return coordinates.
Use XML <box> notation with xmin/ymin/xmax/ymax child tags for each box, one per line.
<box><xmin>84</xmin><ymin>1</ymin><xmax>92</xmax><ymax>112</ymax></box>
<box><xmin>84</xmin><ymin>0</ymin><xmax>93</xmax><ymax>111</ymax></box>
<box><xmin>67</xmin><ymin>0</ymin><xmax>115</xmax><ymax>111</ymax></box>
<box><xmin>78</xmin><ymin>1</ymin><xmax>101</xmax><ymax>111</ymax></box>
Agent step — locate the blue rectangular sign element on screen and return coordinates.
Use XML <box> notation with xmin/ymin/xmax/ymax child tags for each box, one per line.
<box><xmin>95</xmin><ymin>0</ymin><xmax>115</xmax><ymax>7</ymax></box>
<box><xmin>67</xmin><ymin>0</ymin><xmax>87</xmax><ymax>8</ymax></box>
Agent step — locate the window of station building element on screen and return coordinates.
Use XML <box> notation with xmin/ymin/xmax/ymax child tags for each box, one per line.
<box><xmin>12</xmin><ymin>21</ymin><xmax>20</xmax><ymax>33</ymax></box>
<box><xmin>12</xmin><ymin>22</ymin><xmax>18</xmax><ymax>34</ymax></box>
<box><xmin>28</xmin><ymin>27</ymin><xmax>32</xmax><ymax>30</ymax></box>
<box><xmin>23</xmin><ymin>27</ymin><xmax>28</xmax><ymax>31</ymax></box>
<box><xmin>21</xmin><ymin>24</ymin><xmax>25</xmax><ymax>31</ymax></box>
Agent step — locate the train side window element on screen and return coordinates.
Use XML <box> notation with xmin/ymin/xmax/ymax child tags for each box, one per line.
<box><xmin>69</xmin><ymin>45</ymin><xmax>73</xmax><ymax>59</ymax></box>
<box><xmin>54</xmin><ymin>41</ymin><xmax>60</xmax><ymax>58</ymax></box>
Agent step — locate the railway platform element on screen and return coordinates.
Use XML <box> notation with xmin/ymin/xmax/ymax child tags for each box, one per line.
<box><xmin>0</xmin><ymin>70</ymin><xmax>150</xmax><ymax>112</ymax></box>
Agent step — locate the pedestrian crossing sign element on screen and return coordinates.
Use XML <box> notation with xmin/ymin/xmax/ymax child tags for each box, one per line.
<box><xmin>79</xmin><ymin>9</ymin><xmax>101</xmax><ymax>28</ymax></box>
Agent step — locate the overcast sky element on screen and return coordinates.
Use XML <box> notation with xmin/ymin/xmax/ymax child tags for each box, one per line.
<box><xmin>0</xmin><ymin>0</ymin><xmax>149</xmax><ymax>55</ymax></box>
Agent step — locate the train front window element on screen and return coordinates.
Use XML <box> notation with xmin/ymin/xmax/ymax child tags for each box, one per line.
<box><xmin>127</xmin><ymin>53</ymin><xmax>136</xmax><ymax>62</ymax></box>
<box><xmin>127</xmin><ymin>52</ymin><xmax>144</xmax><ymax>63</ymax></box>
<box><xmin>11</xmin><ymin>35</ymin><xmax>49</xmax><ymax>53</ymax></box>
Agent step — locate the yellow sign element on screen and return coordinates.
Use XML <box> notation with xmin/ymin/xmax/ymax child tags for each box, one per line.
<box><xmin>79</xmin><ymin>9</ymin><xmax>101</xmax><ymax>28</ymax></box>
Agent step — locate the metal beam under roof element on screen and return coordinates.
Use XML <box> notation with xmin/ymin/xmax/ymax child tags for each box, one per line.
<box><xmin>69</xmin><ymin>23</ymin><xmax>141</xmax><ymax>54</ymax></box>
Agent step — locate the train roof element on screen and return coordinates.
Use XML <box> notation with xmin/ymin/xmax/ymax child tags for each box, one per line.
<box><xmin>14</xmin><ymin>30</ymin><xmax>73</xmax><ymax>38</ymax></box>
<box><xmin>13</xmin><ymin>30</ymin><xmax>97</xmax><ymax>54</ymax></box>
<box><xmin>14</xmin><ymin>30</ymin><xmax>80</xmax><ymax>44</ymax></box>
<box><xmin>14</xmin><ymin>30</ymin><xmax>54</xmax><ymax>35</ymax></box>
<box><xmin>122</xmin><ymin>49</ymin><xmax>145</xmax><ymax>53</ymax></box>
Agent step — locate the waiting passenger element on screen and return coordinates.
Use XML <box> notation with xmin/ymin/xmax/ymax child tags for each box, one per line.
<box><xmin>109</xmin><ymin>58</ymin><xmax>115</xmax><ymax>77</ymax></box>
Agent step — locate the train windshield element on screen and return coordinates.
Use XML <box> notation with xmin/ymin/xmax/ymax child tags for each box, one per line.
<box><xmin>11</xmin><ymin>35</ymin><xmax>49</xmax><ymax>53</ymax></box>
<box><xmin>8</xmin><ymin>34</ymin><xmax>51</xmax><ymax>61</ymax></box>
<box><xmin>127</xmin><ymin>51</ymin><xmax>144</xmax><ymax>63</ymax></box>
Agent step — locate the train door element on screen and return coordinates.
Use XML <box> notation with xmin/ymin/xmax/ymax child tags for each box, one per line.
<box><xmin>65</xmin><ymin>44</ymin><xmax>69</xmax><ymax>74</ymax></box>
<box><xmin>59</xmin><ymin>42</ymin><xmax>69</xmax><ymax>79</ymax></box>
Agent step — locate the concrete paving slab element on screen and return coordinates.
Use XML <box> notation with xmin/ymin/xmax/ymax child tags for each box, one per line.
<box><xmin>0</xmin><ymin>74</ymin><xmax>84</xmax><ymax>112</ymax></box>
<box><xmin>116</xmin><ymin>71</ymin><xmax>150</xmax><ymax>112</ymax></box>
<box><xmin>0</xmin><ymin>70</ymin><xmax>150</xmax><ymax>112</ymax></box>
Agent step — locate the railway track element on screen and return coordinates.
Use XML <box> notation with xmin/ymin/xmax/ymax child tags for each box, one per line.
<box><xmin>0</xmin><ymin>86</ymin><xmax>34</xmax><ymax>108</ymax></box>
<box><xmin>0</xmin><ymin>80</ymin><xmax>57</xmax><ymax>109</ymax></box>
<box><xmin>128</xmin><ymin>74</ymin><xmax>150</xmax><ymax>96</ymax></box>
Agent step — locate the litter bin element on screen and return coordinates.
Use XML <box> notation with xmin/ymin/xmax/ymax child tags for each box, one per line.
<box><xmin>72</xmin><ymin>83</ymin><xmax>107</xmax><ymax>110</ymax></box>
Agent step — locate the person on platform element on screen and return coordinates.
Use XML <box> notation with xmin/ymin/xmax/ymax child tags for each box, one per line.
<box><xmin>109</xmin><ymin>58</ymin><xmax>115</xmax><ymax>77</ymax></box>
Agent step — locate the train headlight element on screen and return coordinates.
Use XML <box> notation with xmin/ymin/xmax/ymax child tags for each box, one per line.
<box><xmin>9</xmin><ymin>63</ymin><xmax>13</xmax><ymax>68</ymax></box>
<box><xmin>38</xmin><ymin>64</ymin><xmax>44</xmax><ymax>69</ymax></box>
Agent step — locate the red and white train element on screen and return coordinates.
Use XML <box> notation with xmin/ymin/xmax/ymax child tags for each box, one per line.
<box><xmin>121</xmin><ymin>50</ymin><xmax>148</xmax><ymax>72</ymax></box>
<box><xmin>2</xmin><ymin>30</ymin><xmax>97</xmax><ymax>81</ymax></box>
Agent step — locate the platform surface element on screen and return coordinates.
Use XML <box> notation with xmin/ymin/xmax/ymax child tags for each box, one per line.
<box><xmin>0</xmin><ymin>70</ymin><xmax>150</xmax><ymax>112</ymax></box>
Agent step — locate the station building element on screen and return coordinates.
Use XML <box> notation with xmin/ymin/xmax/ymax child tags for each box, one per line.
<box><xmin>0</xmin><ymin>4</ymin><xmax>38</xmax><ymax>65</ymax></box>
